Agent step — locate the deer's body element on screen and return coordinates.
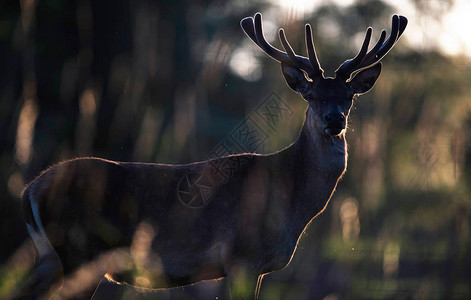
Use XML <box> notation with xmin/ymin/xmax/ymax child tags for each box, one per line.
<box><xmin>22</xmin><ymin>13</ymin><xmax>406</xmax><ymax>299</ymax></box>
<box><xmin>23</xmin><ymin>106</ymin><xmax>345</xmax><ymax>290</ymax></box>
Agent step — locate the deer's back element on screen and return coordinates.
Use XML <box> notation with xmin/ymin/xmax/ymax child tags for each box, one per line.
<box><xmin>25</xmin><ymin>154</ymin><xmax>300</xmax><ymax>283</ymax></box>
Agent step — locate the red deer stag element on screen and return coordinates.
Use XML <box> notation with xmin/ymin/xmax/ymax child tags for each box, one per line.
<box><xmin>21</xmin><ymin>13</ymin><xmax>407</xmax><ymax>300</ymax></box>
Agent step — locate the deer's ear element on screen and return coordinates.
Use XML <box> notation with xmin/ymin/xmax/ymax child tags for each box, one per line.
<box><xmin>349</xmin><ymin>63</ymin><xmax>382</xmax><ymax>94</ymax></box>
<box><xmin>281</xmin><ymin>63</ymin><xmax>310</xmax><ymax>94</ymax></box>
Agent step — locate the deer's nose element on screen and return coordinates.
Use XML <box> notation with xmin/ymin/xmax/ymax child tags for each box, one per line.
<box><xmin>325</xmin><ymin>113</ymin><xmax>345</xmax><ymax>123</ymax></box>
<box><xmin>324</xmin><ymin>113</ymin><xmax>346</xmax><ymax>136</ymax></box>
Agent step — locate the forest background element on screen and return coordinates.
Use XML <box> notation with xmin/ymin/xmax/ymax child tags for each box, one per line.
<box><xmin>1</xmin><ymin>0</ymin><xmax>470</xmax><ymax>299</ymax></box>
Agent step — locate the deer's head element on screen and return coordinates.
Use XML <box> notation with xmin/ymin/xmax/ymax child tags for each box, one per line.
<box><xmin>241</xmin><ymin>13</ymin><xmax>407</xmax><ymax>137</ymax></box>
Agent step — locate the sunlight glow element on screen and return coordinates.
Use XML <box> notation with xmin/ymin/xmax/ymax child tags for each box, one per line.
<box><xmin>229</xmin><ymin>47</ymin><xmax>262</xmax><ymax>82</ymax></box>
<box><xmin>340</xmin><ymin>198</ymin><xmax>360</xmax><ymax>242</ymax></box>
<box><xmin>15</xmin><ymin>97</ymin><xmax>38</xmax><ymax>165</ymax></box>
<box><xmin>273</xmin><ymin>0</ymin><xmax>319</xmax><ymax>19</ymax></box>
<box><xmin>270</xmin><ymin>0</ymin><xmax>471</xmax><ymax>58</ymax></box>
<box><xmin>439</xmin><ymin>0</ymin><xmax>471</xmax><ymax>56</ymax></box>
<box><xmin>382</xmin><ymin>0</ymin><xmax>471</xmax><ymax>57</ymax></box>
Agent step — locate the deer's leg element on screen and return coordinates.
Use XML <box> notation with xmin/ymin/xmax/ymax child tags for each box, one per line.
<box><xmin>22</xmin><ymin>191</ymin><xmax>64</xmax><ymax>299</ymax></box>
<box><xmin>254</xmin><ymin>274</ymin><xmax>265</xmax><ymax>300</ymax></box>
<box><xmin>31</xmin><ymin>250</ymin><xmax>64</xmax><ymax>299</ymax></box>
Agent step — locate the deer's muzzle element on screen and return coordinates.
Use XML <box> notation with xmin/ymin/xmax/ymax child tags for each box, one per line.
<box><xmin>324</xmin><ymin>113</ymin><xmax>345</xmax><ymax>136</ymax></box>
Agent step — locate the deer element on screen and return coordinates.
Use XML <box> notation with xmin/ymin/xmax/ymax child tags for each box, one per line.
<box><xmin>20</xmin><ymin>13</ymin><xmax>407</xmax><ymax>300</ymax></box>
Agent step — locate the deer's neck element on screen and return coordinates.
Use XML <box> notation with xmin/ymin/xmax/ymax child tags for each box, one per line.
<box><xmin>301</xmin><ymin>106</ymin><xmax>347</xmax><ymax>173</ymax></box>
<box><xmin>289</xmin><ymin>106</ymin><xmax>347</xmax><ymax>232</ymax></box>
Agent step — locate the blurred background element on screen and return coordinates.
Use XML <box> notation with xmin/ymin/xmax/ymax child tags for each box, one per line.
<box><xmin>1</xmin><ymin>0</ymin><xmax>470</xmax><ymax>299</ymax></box>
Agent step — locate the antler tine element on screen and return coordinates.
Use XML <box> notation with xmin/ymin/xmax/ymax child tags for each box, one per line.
<box><xmin>361</xmin><ymin>29</ymin><xmax>387</xmax><ymax>65</ymax></box>
<box><xmin>240</xmin><ymin>16</ymin><xmax>258</xmax><ymax>45</ymax></box>
<box><xmin>398</xmin><ymin>15</ymin><xmax>408</xmax><ymax>36</ymax></box>
<box><xmin>278</xmin><ymin>28</ymin><xmax>298</xmax><ymax>61</ymax></box>
<box><xmin>372</xmin><ymin>15</ymin><xmax>407</xmax><ymax>60</ymax></box>
<box><xmin>361</xmin><ymin>15</ymin><xmax>407</xmax><ymax>70</ymax></box>
<box><xmin>336</xmin><ymin>15</ymin><xmax>408</xmax><ymax>80</ymax></box>
<box><xmin>336</xmin><ymin>27</ymin><xmax>372</xmax><ymax>79</ymax></box>
<box><xmin>252</xmin><ymin>13</ymin><xmax>290</xmax><ymax>62</ymax></box>
<box><xmin>239</xmin><ymin>14</ymin><xmax>287</xmax><ymax>62</ymax></box>
<box><xmin>240</xmin><ymin>13</ymin><xmax>323</xmax><ymax>79</ymax></box>
<box><xmin>278</xmin><ymin>27</ymin><xmax>321</xmax><ymax>78</ymax></box>
<box><xmin>305</xmin><ymin>24</ymin><xmax>323</xmax><ymax>77</ymax></box>
<box><xmin>374</xmin><ymin>15</ymin><xmax>400</xmax><ymax>59</ymax></box>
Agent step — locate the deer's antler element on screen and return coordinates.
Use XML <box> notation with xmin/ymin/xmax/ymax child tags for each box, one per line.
<box><xmin>335</xmin><ymin>15</ymin><xmax>408</xmax><ymax>80</ymax></box>
<box><xmin>240</xmin><ymin>13</ymin><xmax>324</xmax><ymax>79</ymax></box>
